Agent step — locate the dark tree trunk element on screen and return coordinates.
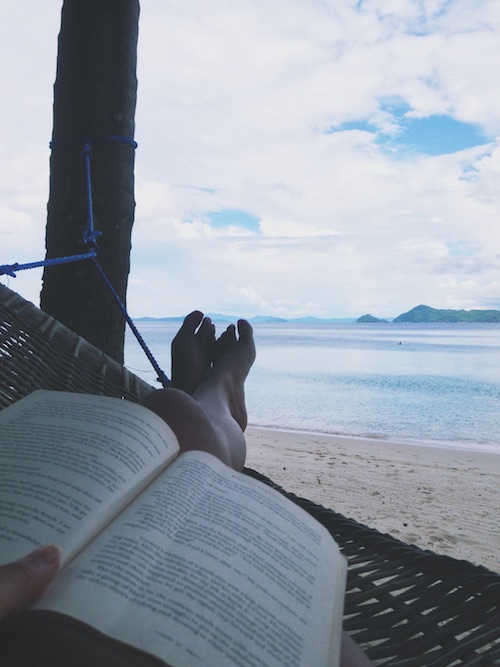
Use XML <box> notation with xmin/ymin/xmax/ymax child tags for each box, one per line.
<box><xmin>40</xmin><ymin>0</ymin><xmax>140</xmax><ymax>363</ymax></box>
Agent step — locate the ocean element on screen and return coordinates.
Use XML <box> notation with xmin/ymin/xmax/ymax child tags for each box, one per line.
<box><xmin>125</xmin><ymin>321</ymin><xmax>500</xmax><ymax>454</ymax></box>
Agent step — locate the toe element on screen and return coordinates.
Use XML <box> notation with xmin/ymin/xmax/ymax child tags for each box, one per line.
<box><xmin>181</xmin><ymin>310</ymin><xmax>204</xmax><ymax>333</ymax></box>
<box><xmin>237</xmin><ymin>319</ymin><xmax>253</xmax><ymax>340</ymax></box>
<box><xmin>217</xmin><ymin>324</ymin><xmax>236</xmax><ymax>343</ymax></box>
<box><xmin>198</xmin><ymin>316</ymin><xmax>215</xmax><ymax>341</ymax></box>
<box><xmin>214</xmin><ymin>324</ymin><xmax>236</xmax><ymax>361</ymax></box>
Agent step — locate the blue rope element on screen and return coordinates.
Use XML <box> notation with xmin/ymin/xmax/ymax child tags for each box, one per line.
<box><xmin>101</xmin><ymin>135</ymin><xmax>138</xmax><ymax>149</ymax></box>
<box><xmin>1</xmin><ymin>251</ymin><xmax>97</xmax><ymax>278</ymax></box>
<box><xmin>80</xmin><ymin>141</ymin><xmax>102</xmax><ymax>247</ymax></box>
<box><xmin>49</xmin><ymin>138</ymin><xmax>81</xmax><ymax>150</ymax></box>
<box><xmin>49</xmin><ymin>135</ymin><xmax>138</xmax><ymax>150</ymax></box>
<box><xmin>1</xmin><ymin>135</ymin><xmax>171</xmax><ymax>386</ymax></box>
<box><xmin>91</xmin><ymin>258</ymin><xmax>170</xmax><ymax>387</ymax></box>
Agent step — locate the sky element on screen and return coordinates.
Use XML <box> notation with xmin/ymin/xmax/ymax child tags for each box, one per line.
<box><xmin>1</xmin><ymin>1</ymin><xmax>500</xmax><ymax>319</ymax></box>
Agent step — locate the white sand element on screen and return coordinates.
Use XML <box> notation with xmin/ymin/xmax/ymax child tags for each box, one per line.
<box><xmin>245</xmin><ymin>426</ymin><xmax>500</xmax><ymax>573</ymax></box>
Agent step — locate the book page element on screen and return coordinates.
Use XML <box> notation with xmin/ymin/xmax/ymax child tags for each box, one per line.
<box><xmin>35</xmin><ymin>451</ymin><xmax>346</xmax><ymax>667</ymax></box>
<box><xmin>0</xmin><ymin>390</ymin><xmax>179</xmax><ymax>565</ymax></box>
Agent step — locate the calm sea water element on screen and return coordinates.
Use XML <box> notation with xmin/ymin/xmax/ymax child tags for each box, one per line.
<box><xmin>125</xmin><ymin>321</ymin><xmax>500</xmax><ymax>454</ymax></box>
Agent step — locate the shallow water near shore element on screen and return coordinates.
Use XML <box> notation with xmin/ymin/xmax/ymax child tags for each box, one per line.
<box><xmin>125</xmin><ymin>321</ymin><xmax>500</xmax><ymax>454</ymax></box>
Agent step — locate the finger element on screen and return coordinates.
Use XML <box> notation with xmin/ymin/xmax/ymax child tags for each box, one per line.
<box><xmin>0</xmin><ymin>545</ymin><xmax>61</xmax><ymax>620</ymax></box>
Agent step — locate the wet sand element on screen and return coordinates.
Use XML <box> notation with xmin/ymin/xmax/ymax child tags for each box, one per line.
<box><xmin>245</xmin><ymin>426</ymin><xmax>500</xmax><ymax>573</ymax></box>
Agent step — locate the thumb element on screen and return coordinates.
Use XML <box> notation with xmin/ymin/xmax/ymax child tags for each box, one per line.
<box><xmin>0</xmin><ymin>545</ymin><xmax>61</xmax><ymax>620</ymax></box>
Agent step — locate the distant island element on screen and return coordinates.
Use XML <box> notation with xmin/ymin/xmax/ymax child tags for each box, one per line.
<box><xmin>393</xmin><ymin>304</ymin><xmax>500</xmax><ymax>323</ymax></box>
<box><xmin>136</xmin><ymin>304</ymin><xmax>500</xmax><ymax>324</ymax></box>
<box><xmin>357</xmin><ymin>305</ymin><xmax>500</xmax><ymax>323</ymax></box>
<box><xmin>356</xmin><ymin>314</ymin><xmax>388</xmax><ymax>323</ymax></box>
<box><xmin>136</xmin><ymin>314</ymin><xmax>357</xmax><ymax>324</ymax></box>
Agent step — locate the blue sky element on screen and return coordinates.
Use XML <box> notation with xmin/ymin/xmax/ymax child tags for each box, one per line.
<box><xmin>335</xmin><ymin>112</ymin><xmax>490</xmax><ymax>156</ymax></box>
<box><xmin>1</xmin><ymin>1</ymin><xmax>500</xmax><ymax>318</ymax></box>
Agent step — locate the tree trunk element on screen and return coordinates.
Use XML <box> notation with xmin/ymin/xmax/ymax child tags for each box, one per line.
<box><xmin>40</xmin><ymin>0</ymin><xmax>139</xmax><ymax>363</ymax></box>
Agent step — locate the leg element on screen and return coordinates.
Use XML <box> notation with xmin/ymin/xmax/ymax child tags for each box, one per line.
<box><xmin>190</xmin><ymin>319</ymin><xmax>255</xmax><ymax>469</ymax></box>
<box><xmin>170</xmin><ymin>310</ymin><xmax>215</xmax><ymax>394</ymax></box>
<box><xmin>140</xmin><ymin>319</ymin><xmax>255</xmax><ymax>471</ymax></box>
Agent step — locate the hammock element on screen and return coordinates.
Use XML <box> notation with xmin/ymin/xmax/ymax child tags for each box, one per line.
<box><xmin>1</xmin><ymin>282</ymin><xmax>499</xmax><ymax>666</ymax></box>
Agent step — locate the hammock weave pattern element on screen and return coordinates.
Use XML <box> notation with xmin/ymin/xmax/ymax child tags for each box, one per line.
<box><xmin>1</xmin><ymin>283</ymin><xmax>499</xmax><ymax>666</ymax></box>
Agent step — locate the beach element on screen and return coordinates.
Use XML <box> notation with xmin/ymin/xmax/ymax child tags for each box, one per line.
<box><xmin>245</xmin><ymin>427</ymin><xmax>500</xmax><ymax>573</ymax></box>
<box><xmin>126</xmin><ymin>320</ymin><xmax>500</xmax><ymax>574</ymax></box>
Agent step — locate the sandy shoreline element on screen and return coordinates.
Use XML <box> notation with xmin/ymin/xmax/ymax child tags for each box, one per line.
<box><xmin>244</xmin><ymin>426</ymin><xmax>500</xmax><ymax>573</ymax></box>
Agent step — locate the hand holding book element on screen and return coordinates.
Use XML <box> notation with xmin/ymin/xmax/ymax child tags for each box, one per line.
<box><xmin>0</xmin><ymin>545</ymin><xmax>61</xmax><ymax>621</ymax></box>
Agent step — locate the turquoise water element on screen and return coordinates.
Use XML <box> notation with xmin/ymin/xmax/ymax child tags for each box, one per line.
<box><xmin>125</xmin><ymin>322</ymin><xmax>500</xmax><ymax>453</ymax></box>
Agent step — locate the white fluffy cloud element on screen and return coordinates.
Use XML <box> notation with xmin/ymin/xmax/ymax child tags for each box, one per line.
<box><xmin>1</xmin><ymin>1</ymin><xmax>500</xmax><ymax>318</ymax></box>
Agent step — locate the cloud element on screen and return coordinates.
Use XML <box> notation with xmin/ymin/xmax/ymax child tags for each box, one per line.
<box><xmin>1</xmin><ymin>1</ymin><xmax>500</xmax><ymax>318</ymax></box>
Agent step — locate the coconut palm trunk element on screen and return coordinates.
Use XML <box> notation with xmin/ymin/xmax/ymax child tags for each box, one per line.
<box><xmin>41</xmin><ymin>0</ymin><xmax>140</xmax><ymax>363</ymax></box>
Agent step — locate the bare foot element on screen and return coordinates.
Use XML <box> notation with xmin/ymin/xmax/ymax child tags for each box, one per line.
<box><xmin>207</xmin><ymin>319</ymin><xmax>256</xmax><ymax>431</ymax></box>
<box><xmin>171</xmin><ymin>311</ymin><xmax>215</xmax><ymax>393</ymax></box>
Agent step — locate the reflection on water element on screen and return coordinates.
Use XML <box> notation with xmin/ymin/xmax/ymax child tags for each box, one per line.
<box><xmin>126</xmin><ymin>322</ymin><xmax>500</xmax><ymax>452</ymax></box>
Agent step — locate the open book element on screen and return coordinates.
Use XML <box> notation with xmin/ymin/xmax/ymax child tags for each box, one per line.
<box><xmin>0</xmin><ymin>390</ymin><xmax>347</xmax><ymax>667</ymax></box>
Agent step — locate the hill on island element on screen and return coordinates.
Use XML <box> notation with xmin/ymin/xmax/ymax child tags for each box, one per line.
<box><xmin>357</xmin><ymin>314</ymin><xmax>388</xmax><ymax>323</ymax></box>
<box><xmin>393</xmin><ymin>304</ymin><xmax>500</xmax><ymax>323</ymax></box>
